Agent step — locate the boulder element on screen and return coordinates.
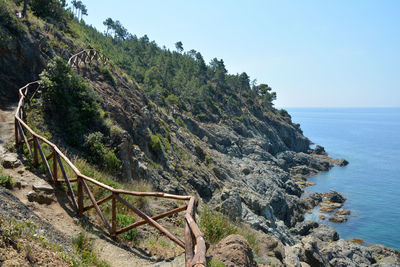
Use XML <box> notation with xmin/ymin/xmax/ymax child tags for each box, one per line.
<box><xmin>1</xmin><ymin>154</ymin><xmax>21</xmax><ymax>169</ymax></box>
<box><xmin>290</xmin><ymin>220</ymin><xmax>319</xmax><ymax>236</ymax></box>
<box><xmin>311</xmin><ymin>225</ymin><xmax>339</xmax><ymax>242</ymax></box>
<box><xmin>319</xmin><ymin>239</ymin><xmax>376</xmax><ymax>266</ymax></box>
<box><xmin>335</xmin><ymin>208</ymin><xmax>351</xmax><ymax>215</ymax></box>
<box><xmin>313</xmin><ymin>145</ymin><xmax>327</xmax><ymax>155</ymax></box>
<box><xmin>325</xmin><ymin>190</ymin><xmax>346</xmax><ymax>203</ymax></box>
<box><xmin>319</xmin><ymin>201</ymin><xmax>343</xmax><ymax>213</ymax></box>
<box><xmin>329</xmin><ymin>215</ymin><xmax>348</xmax><ymax>223</ymax></box>
<box><xmin>302</xmin><ymin>236</ymin><xmax>328</xmax><ymax>267</ymax></box>
<box><xmin>27</xmin><ymin>191</ymin><xmax>54</xmax><ymax>205</ymax></box>
<box><xmin>300</xmin><ymin>193</ymin><xmax>323</xmax><ymax>211</ymax></box>
<box><xmin>209</xmin><ymin>234</ymin><xmax>257</xmax><ymax>267</ymax></box>
<box><xmin>335</xmin><ymin>158</ymin><xmax>349</xmax><ymax>166</ymax></box>
<box><xmin>32</xmin><ymin>182</ymin><xmax>54</xmax><ymax>194</ymax></box>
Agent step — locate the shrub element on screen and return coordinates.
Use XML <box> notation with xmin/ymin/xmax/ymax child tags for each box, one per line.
<box><xmin>278</xmin><ymin>108</ymin><xmax>291</xmax><ymax>118</ymax></box>
<box><xmin>149</xmin><ymin>135</ymin><xmax>162</xmax><ymax>153</ymax></box>
<box><xmin>207</xmin><ymin>258</ymin><xmax>226</xmax><ymax>267</ymax></box>
<box><xmin>100</xmin><ymin>66</ymin><xmax>116</xmax><ymax>86</ymax></box>
<box><xmin>176</xmin><ymin>116</ymin><xmax>185</xmax><ymax>128</ymax></box>
<box><xmin>84</xmin><ymin>132</ymin><xmax>121</xmax><ymax>172</ymax></box>
<box><xmin>116</xmin><ymin>214</ymin><xmax>138</xmax><ymax>242</ymax></box>
<box><xmin>199</xmin><ymin>208</ymin><xmax>237</xmax><ymax>244</ymax></box>
<box><xmin>40</xmin><ymin>56</ymin><xmax>103</xmax><ymax>146</ymax></box>
<box><xmin>0</xmin><ymin>172</ymin><xmax>13</xmax><ymax>189</ymax></box>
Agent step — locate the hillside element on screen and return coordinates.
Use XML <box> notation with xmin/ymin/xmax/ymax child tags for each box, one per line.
<box><xmin>1</xmin><ymin>1</ymin><xmax>399</xmax><ymax>266</ymax></box>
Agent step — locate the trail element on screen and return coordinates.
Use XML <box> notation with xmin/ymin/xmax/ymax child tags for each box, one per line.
<box><xmin>0</xmin><ymin>104</ymin><xmax>167</xmax><ymax>266</ymax></box>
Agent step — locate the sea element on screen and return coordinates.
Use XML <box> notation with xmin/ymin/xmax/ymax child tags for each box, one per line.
<box><xmin>286</xmin><ymin>107</ymin><xmax>400</xmax><ymax>250</ymax></box>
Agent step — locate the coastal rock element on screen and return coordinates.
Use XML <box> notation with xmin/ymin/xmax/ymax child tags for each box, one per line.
<box><xmin>313</xmin><ymin>145</ymin><xmax>327</xmax><ymax>155</ymax></box>
<box><xmin>335</xmin><ymin>208</ymin><xmax>351</xmax><ymax>215</ymax></box>
<box><xmin>290</xmin><ymin>220</ymin><xmax>319</xmax><ymax>236</ymax></box>
<box><xmin>369</xmin><ymin>244</ymin><xmax>400</xmax><ymax>266</ymax></box>
<box><xmin>319</xmin><ymin>239</ymin><xmax>376</xmax><ymax>266</ymax></box>
<box><xmin>329</xmin><ymin>214</ymin><xmax>348</xmax><ymax>223</ymax></box>
<box><xmin>209</xmin><ymin>234</ymin><xmax>257</xmax><ymax>267</ymax></box>
<box><xmin>335</xmin><ymin>158</ymin><xmax>349</xmax><ymax>166</ymax></box>
<box><xmin>319</xmin><ymin>201</ymin><xmax>343</xmax><ymax>213</ymax></box>
<box><xmin>255</xmin><ymin>232</ymin><xmax>285</xmax><ymax>262</ymax></box>
<box><xmin>325</xmin><ymin>190</ymin><xmax>346</xmax><ymax>203</ymax></box>
<box><xmin>302</xmin><ymin>236</ymin><xmax>328</xmax><ymax>267</ymax></box>
<box><xmin>218</xmin><ymin>189</ymin><xmax>242</xmax><ymax>220</ymax></box>
<box><xmin>300</xmin><ymin>193</ymin><xmax>323</xmax><ymax>211</ymax></box>
<box><xmin>310</xmin><ymin>225</ymin><xmax>339</xmax><ymax>242</ymax></box>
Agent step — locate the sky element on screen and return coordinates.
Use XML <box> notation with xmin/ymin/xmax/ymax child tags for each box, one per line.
<box><xmin>72</xmin><ymin>0</ymin><xmax>400</xmax><ymax>107</ymax></box>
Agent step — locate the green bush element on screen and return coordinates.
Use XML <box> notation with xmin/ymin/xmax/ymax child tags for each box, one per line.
<box><xmin>100</xmin><ymin>66</ymin><xmax>116</xmax><ymax>86</ymax></box>
<box><xmin>0</xmin><ymin>172</ymin><xmax>13</xmax><ymax>189</ymax></box>
<box><xmin>149</xmin><ymin>135</ymin><xmax>162</xmax><ymax>153</ymax></box>
<box><xmin>278</xmin><ymin>108</ymin><xmax>291</xmax><ymax>118</ymax></box>
<box><xmin>116</xmin><ymin>214</ymin><xmax>138</xmax><ymax>242</ymax></box>
<box><xmin>84</xmin><ymin>132</ymin><xmax>121</xmax><ymax>172</ymax></box>
<box><xmin>207</xmin><ymin>258</ymin><xmax>226</xmax><ymax>267</ymax></box>
<box><xmin>176</xmin><ymin>116</ymin><xmax>185</xmax><ymax>128</ymax></box>
<box><xmin>104</xmin><ymin>148</ymin><xmax>121</xmax><ymax>171</ymax></box>
<box><xmin>199</xmin><ymin>208</ymin><xmax>237</xmax><ymax>244</ymax></box>
<box><xmin>40</xmin><ymin>56</ymin><xmax>103</xmax><ymax>146</ymax></box>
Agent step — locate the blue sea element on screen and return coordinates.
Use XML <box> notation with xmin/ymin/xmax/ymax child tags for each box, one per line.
<box><xmin>286</xmin><ymin>108</ymin><xmax>400</xmax><ymax>250</ymax></box>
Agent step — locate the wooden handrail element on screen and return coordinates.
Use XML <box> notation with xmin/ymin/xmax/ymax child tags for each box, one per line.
<box><xmin>14</xmin><ymin>49</ymin><xmax>206</xmax><ymax>266</ymax></box>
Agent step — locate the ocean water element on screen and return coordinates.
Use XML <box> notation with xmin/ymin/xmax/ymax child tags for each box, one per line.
<box><xmin>286</xmin><ymin>108</ymin><xmax>400</xmax><ymax>250</ymax></box>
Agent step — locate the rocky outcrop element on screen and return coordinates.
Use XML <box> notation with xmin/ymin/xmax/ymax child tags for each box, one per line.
<box><xmin>209</xmin><ymin>235</ymin><xmax>257</xmax><ymax>267</ymax></box>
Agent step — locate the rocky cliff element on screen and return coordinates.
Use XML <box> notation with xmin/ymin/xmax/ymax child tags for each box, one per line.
<box><xmin>1</xmin><ymin>2</ymin><xmax>398</xmax><ymax>266</ymax></box>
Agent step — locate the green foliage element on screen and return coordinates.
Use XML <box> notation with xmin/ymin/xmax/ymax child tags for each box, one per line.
<box><xmin>176</xmin><ymin>116</ymin><xmax>185</xmax><ymax>128</ymax></box>
<box><xmin>72</xmin><ymin>231</ymin><xmax>109</xmax><ymax>267</ymax></box>
<box><xmin>165</xmin><ymin>94</ymin><xmax>179</xmax><ymax>106</ymax></box>
<box><xmin>30</xmin><ymin>0</ymin><xmax>68</xmax><ymax>27</ymax></box>
<box><xmin>199</xmin><ymin>208</ymin><xmax>238</xmax><ymax>244</ymax></box>
<box><xmin>278</xmin><ymin>108</ymin><xmax>291</xmax><ymax>118</ymax></box>
<box><xmin>100</xmin><ymin>66</ymin><xmax>116</xmax><ymax>86</ymax></box>
<box><xmin>149</xmin><ymin>135</ymin><xmax>162</xmax><ymax>153</ymax></box>
<box><xmin>0</xmin><ymin>170</ymin><xmax>13</xmax><ymax>189</ymax></box>
<box><xmin>207</xmin><ymin>258</ymin><xmax>226</xmax><ymax>267</ymax></box>
<box><xmin>84</xmin><ymin>132</ymin><xmax>121</xmax><ymax>172</ymax></box>
<box><xmin>40</xmin><ymin>56</ymin><xmax>103</xmax><ymax>146</ymax></box>
<box><xmin>116</xmin><ymin>214</ymin><xmax>138</xmax><ymax>242</ymax></box>
<box><xmin>149</xmin><ymin>133</ymin><xmax>170</xmax><ymax>155</ymax></box>
<box><xmin>73</xmin><ymin>20</ymin><xmax>280</xmax><ymax>125</ymax></box>
<box><xmin>0</xmin><ymin>0</ymin><xmax>26</xmax><ymax>34</ymax></box>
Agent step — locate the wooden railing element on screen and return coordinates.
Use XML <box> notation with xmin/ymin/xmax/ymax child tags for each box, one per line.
<box><xmin>14</xmin><ymin>50</ymin><xmax>206</xmax><ymax>267</ymax></box>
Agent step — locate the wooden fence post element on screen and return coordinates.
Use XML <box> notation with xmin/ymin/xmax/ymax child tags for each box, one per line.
<box><xmin>77</xmin><ymin>177</ymin><xmax>84</xmax><ymax>216</ymax></box>
<box><xmin>33</xmin><ymin>136</ymin><xmax>38</xmax><ymax>167</ymax></box>
<box><xmin>112</xmin><ymin>193</ymin><xmax>117</xmax><ymax>238</ymax></box>
<box><xmin>14</xmin><ymin>119</ymin><xmax>18</xmax><ymax>147</ymax></box>
<box><xmin>52</xmin><ymin>148</ymin><xmax>58</xmax><ymax>183</ymax></box>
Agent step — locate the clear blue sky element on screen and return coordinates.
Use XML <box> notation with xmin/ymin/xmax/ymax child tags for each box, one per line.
<box><xmin>73</xmin><ymin>0</ymin><xmax>400</xmax><ymax>107</ymax></box>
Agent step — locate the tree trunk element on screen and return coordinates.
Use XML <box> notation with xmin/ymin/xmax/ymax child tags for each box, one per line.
<box><xmin>22</xmin><ymin>0</ymin><xmax>29</xmax><ymax>18</ymax></box>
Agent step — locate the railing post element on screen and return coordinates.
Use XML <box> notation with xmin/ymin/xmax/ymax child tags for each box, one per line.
<box><xmin>77</xmin><ymin>176</ymin><xmax>84</xmax><ymax>216</ymax></box>
<box><xmin>112</xmin><ymin>193</ymin><xmax>117</xmax><ymax>238</ymax></box>
<box><xmin>52</xmin><ymin>148</ymin><xmax>58</xmax><ymax>183</ymax></box>
<box><xmin>33</xmin><ymin>136</ymin><xmax>38</xmax><ymax>167</ymax></box>
<box><xmin>14</xmin><ymin>119</ymin><xmax>18</xmax><ymax>147</ymax></box>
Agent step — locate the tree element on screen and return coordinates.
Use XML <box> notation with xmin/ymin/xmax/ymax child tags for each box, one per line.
<box><xmin>175</xmin><ymin>41</ymin><xmax>183</xmax><ymax>53</ymax></box>
<box><xmin>80</xmin><ymin>4</ymin><xmax>87</xmax><ymax>21</ymax></box>
<box><xmin>103</xmin><ymin>17</ymin><xmax>114</xmax><ymax>36</ymax></box>
<box><xmin>114</xmin><ymin>20</ymin><xmax>128</xmax><ymax>40</ymax></box>
<box><xmin>22</xmin><ymin>0</ymin><xmax>29</xmax><ymax>17</ymax></box>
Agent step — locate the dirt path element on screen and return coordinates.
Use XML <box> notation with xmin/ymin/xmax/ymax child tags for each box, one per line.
<box><xmin>0</xmin><ymin>105</ymin><xmax>159</xmax><ymax>267</ymax></box>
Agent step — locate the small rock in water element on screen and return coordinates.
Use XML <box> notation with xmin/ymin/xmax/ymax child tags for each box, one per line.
<box><xmin>325</xmin><ymin>190</ymin><xmax>346</xmax><ymax>203</ymax></box>
<box><xmin>319</xmin><ymin>215</ymin><xmax>326</xmax><ymax>220</ymax></box>
<box><xmin>334</xmin><ymin>208</ymin><xmax>351</xmax><ymax>216</ymax></box>
<box><xmin>335</xmin><ymin>158</ymin><xmax>349</xmax><ymax>166</ymax></box>
<box><xmin>329</xmin><ymin>214</ymin><xmax>348</xmax><ymax>223</ymax></box>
